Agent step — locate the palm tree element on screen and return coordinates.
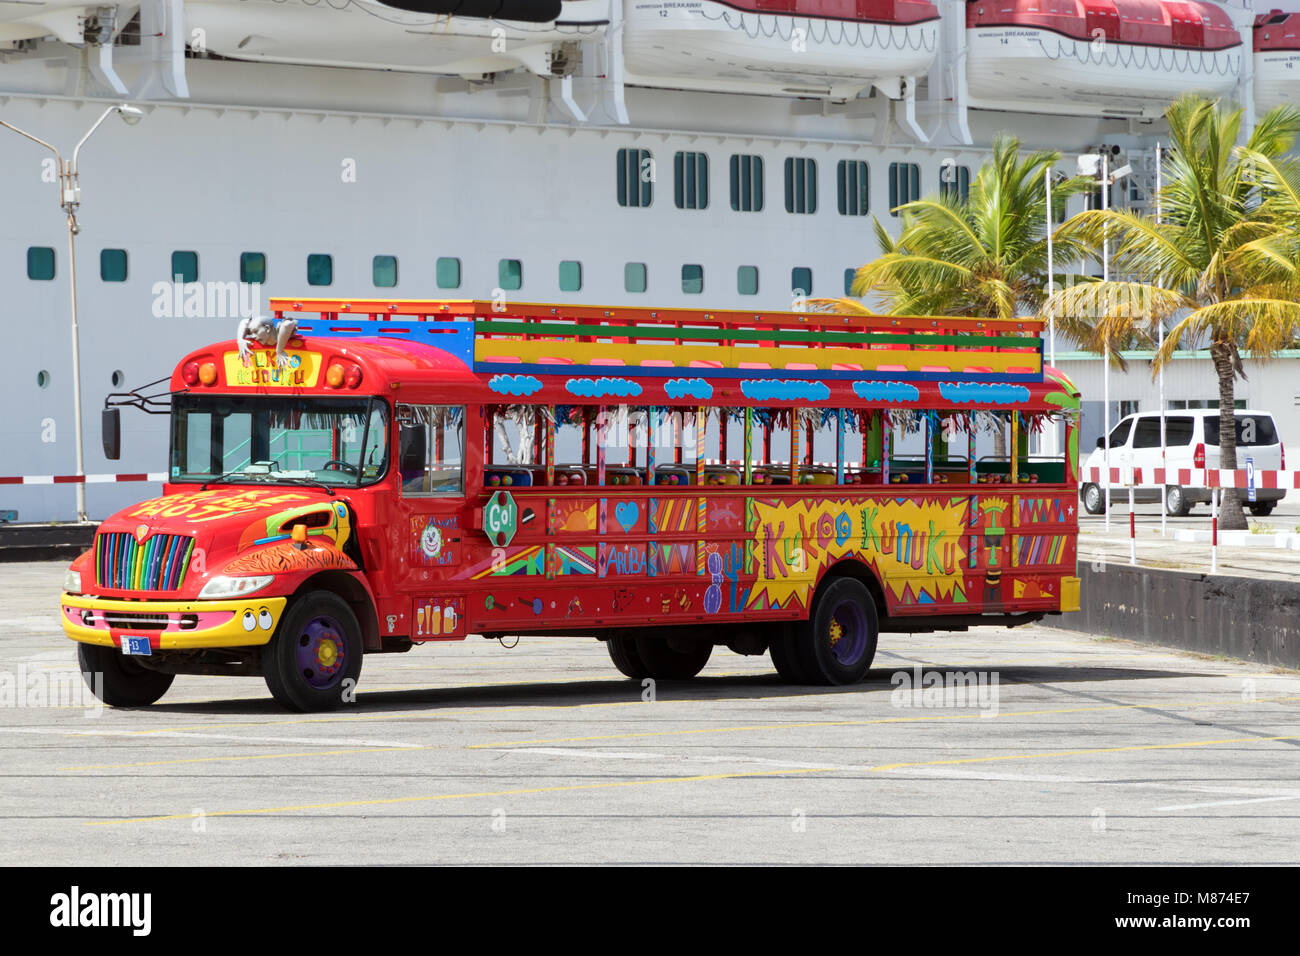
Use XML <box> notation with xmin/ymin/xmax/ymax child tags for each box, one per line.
<box><xmin>823</xmin><ymin>135</ymin><xmax>1093</xmax><ymax>319</ymax></box>
<box><xmin>1045</xmin><ymin>94</ymin><xmax>1300</xmax><ymax>530</ymax></box>
<box><xmin>809</xmin><ymin>135</ymin><xmax>1093</xmax><ymax>455</ymax></box>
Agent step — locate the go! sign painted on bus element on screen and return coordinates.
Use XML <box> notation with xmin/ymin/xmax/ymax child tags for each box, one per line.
<box><xmin>484</xmin><ymin>490</ymin><xmax>518</xmax><ymax>546</ymax></box>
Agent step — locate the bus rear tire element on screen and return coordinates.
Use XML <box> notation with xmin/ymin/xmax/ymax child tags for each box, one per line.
<box><xmin>768</xmin><ymin>624</ymin><xmax>811</xmax><ymax>683</ymax></box>
<box><xmin>793</xmin><ymin>578</ymin><xmax>879</xmax><ymax>685</ymax></box>
<box><xmin>1082</xmin><ymin>483</ymin><xmax>1106</xmax><ymax>515</ymax></box>
<box><xmin>606</xmin><ymin>633</ymin><xmax>650</xmax><ymax>679</ymax></box>
<box><xmin>262</xmin><ymin>590</ymin><xmax>363</xmax><ymax>712</ymax></box>
<box><xmin>608</xmin><ymin>633</ymin><xmax>712</xmax><ymax>680</ymax></box>
<box><xmin>77</xmin><ymin>642</ymin><xmax>175</xmax><ymax>707</ymax></box>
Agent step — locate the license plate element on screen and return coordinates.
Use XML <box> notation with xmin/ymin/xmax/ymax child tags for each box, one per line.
<box><xmin>121</xmin><ymin>636</ymin><xmax>152</xmax><ymax>656</ymax></box>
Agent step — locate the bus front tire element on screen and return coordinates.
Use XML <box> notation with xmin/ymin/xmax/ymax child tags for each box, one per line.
<box><xmin>793</xmin><ymin>577</ymin><xmax>879</xmax><ymax>685</ymax></box>
<box><xmin>607</xmin><ymin>633</ymin><xmax>711</xmax><ymax>680</ymax></box>
<box><xmin>77</xmin><ymin>642</ymin><xmax>175</xmax><ymax>707</ymax></box>
<box><xmin>1249</xmin><ymin>501</ymin><xmax>1276</xmax><ymax>517</ymax></box>
<box><xmin>1082</xmin><ymin>483</ymin><xmax>1106</xmax><ymax>515</ymax></box>
<box><xmin>262</xmin><ymin>590</ymin><xmax>363</xmax><ymax>712</ymax></box>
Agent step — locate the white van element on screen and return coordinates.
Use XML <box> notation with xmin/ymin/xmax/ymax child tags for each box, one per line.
<box><xmin>1080</xmin><ymin>409</ymin><xmax>1286</xmax><ymax>517</ymax></box>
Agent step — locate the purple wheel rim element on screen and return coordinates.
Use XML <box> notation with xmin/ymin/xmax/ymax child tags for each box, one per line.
<box><xmin>827</xmin><ymin>600</ymin><xmax>868</xmax><ymax>667</ymax></box>
<box><xmin>295</xmin><ymin>614</ymin><xmax>347</xmax><ymax>690</ymax></box>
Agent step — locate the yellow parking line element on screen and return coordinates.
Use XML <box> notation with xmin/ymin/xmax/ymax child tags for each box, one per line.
<box><xmin>470</xmin><ymin>695</ymin><xmax>1300</xmax><ymax>749</ymax></box>
<box><xmin>59</xmin><ymin>745</ymin><xmax>426</xmax><ymax>772</ymax></box>
<box><xmin>870</xmin><ymin>735</ymin><xmax>1300</xmax><ymax>772</ymax></box>
<box><xmin>85</xmin><ymin>766</ymin><xmax>834</xmax><ymax>826</ymax></box>
<box><xmin>85</xmin><ymin>731</ymin><xmax>1300</xmax><ymax>827</ymax></box>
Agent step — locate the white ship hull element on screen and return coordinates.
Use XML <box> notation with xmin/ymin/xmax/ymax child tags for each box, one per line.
<box><xmin>967</xmin><ymin>27</ymin><xmax>1242</xmax><ymax>115</ymax></box>
<box><xmin>623</xmin><ymin>0</ymin><xmax>939</xmax><ymax>99</ymax></box>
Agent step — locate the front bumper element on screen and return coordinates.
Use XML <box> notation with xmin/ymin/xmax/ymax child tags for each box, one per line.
<box><xmin>59</xmin><ymin>592</ymin><xmax>288</xmax><ymax>650</ymax></box>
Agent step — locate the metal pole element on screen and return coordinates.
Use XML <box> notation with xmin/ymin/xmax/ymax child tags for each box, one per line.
<box><xmin>1045</xmin><ymin>164</ymin><xmax>1055</xmax><ymax>368</ymax></box>
<box><xmin>1129</xmin><ymin>482</ymin><xmax>1136</xmax><ymax>565</ymax></box>
<box><xmin>1045</xmin><ymin>164</ymin><xmax>1057</xmax><ymax>457</ymax></box>
<box><xmin>66</xmin><ymin>199</ymin><xmax>87</xmax><ymax>522</ymax></box>
<box><xmin>1156</xmin><ymin>143</ymin><xmax>1167</xmax><ymax>537</ymax></box>
<box><xmin>1102</xmin><ymin>153</ymin><xmax>1112</xmax><ymax>530</ymax></box>
<box><xmin>1210</xmin><ymin>488</ymin><xmax>1219</xmax><ymax>575</ymax></box>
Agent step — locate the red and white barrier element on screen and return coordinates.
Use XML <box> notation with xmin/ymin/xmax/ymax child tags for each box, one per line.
<box><xmin>0</xmin><ymin>473</ymin><xmax>165</xmax><ymax>486</ymax></box>
<box><xmin>1083</xmin><ymin>467</ymin><xmax>1300</xmax><ymax>489</ymax></box>
<box><xmin>1081</xmin><ymin>466</ymin><xmax>1284</xmax><ymax>574</ymax></box>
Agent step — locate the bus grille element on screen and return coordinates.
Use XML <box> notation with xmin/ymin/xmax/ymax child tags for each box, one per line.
<box><xmin>96</xmin><ymin>533</ymin><xmax>194</xmax><ymax>592</ymax></box>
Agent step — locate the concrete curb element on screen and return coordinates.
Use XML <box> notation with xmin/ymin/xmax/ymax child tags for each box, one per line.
<box><xmin>0</xmin><ymin>524</ymin><xmax>94</xmax><ymax>564</ymax></box>
<box><xmin>1042</xmin><ymin>562</ymin><xmax>1300</xmax><ymax>669</ymax></box>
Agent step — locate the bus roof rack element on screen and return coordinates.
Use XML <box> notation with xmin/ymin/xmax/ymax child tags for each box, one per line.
<box><xmin>270</xmin><ymin>298</ymin><xmax>1046</xmax><ymax>383</ymax></box>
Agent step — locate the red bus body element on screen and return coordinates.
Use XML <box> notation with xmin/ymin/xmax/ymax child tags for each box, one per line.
<box><xmin>60</xmin><ymin>299</ymin><xmax>1081</xmax><ymax>708</ymax></box>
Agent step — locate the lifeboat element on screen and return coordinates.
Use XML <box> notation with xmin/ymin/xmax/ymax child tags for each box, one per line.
<box><xmin>1255</xmin><ymin>9</ymin><xmax>1300</xmax><ymax>112</ymax></box>
<box><xmin>180</xmin><ymin>0</ymin><xmax>609</xmax><ymax>77</ymax></box>
<box><xmin>623</xmin><ymin>0</ymin><xmax>942</xmax><ymax>99</ymax></box>
<box><xmin>966</xmin><ymin>0</ymin><xmax>1243</xmax><ymax>116</ymax></box>
<box><xmin>1</xmin><ymin>1</ymin><xmax>109</xmax><ymax>45</ymax></box>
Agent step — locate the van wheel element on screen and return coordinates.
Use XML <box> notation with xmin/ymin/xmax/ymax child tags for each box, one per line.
<box><xmin>1164</xmin><ymin>485</ymin><xmax>1190</xmax><ymax>517</ymax></box>
<box><xmin>262</xmin><ymin>590</ymin><xmax>363</xmax><ymax>712</ymax></box>
<box><xmin>77</xmin><ymin>643</ymin><xmax>174</xmax><ymax>707</ymax></box>
<box><xmin>792</xmin><ymin>578</ymin><xmax>879</xmax><ymax>685</ymax></box>
<box><xmin>1249</xmin><ymin>502</ymin><xmax>1276</xmax><ymax>517</ymax></box>
<box><xmin>1082</xmin><ymin>483</ymin><xmax>1106</xmax><ymax>515</ymax></box>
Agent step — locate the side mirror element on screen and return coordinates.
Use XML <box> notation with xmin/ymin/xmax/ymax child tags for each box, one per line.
<box><xmin>399</xmin><ymin>423</ymin><xmax>426</xmax><ymax>474</ymax></box>
<box><xmin>1096</xmin><ymin>437</ymin><xmax>1105</xmax><ymax>450</ymax></box>
<box><xmin>102</xmin><ymin>408</ymin><xmax>121</xmax><ymax>460</ymax></box>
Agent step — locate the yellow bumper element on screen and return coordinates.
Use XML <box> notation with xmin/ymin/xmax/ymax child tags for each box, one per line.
<box><xmin>1060</xmin><ymin>576</ymin><xmax>1081</xmax><ymax>614</ymax></box>
<box><xmin>59</xmin><ymin>592</ymin><xmax>288</xmax><ymax>650</ymax></box>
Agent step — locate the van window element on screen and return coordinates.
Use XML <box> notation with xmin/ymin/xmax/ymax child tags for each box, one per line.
<box><xmin>1132</xmin><ymin>416</ymin><xmax>1194</xmax><ymax>448</ymax></box>
<box><xmin>1106</xmin><ymin>419</ymin><xmax>1132</xmax><ymax>447</ymax></box>
<box><xmin>1204</xmin><ymin>415</ymin><xmax>1278</xmax><ymax>447</ymax></box>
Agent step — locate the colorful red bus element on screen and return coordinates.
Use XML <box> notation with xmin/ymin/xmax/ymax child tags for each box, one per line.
<box><xmin>60</xmin><ymin>298</ymin><xmax>1081</xmax><ymax>711</ymax></box>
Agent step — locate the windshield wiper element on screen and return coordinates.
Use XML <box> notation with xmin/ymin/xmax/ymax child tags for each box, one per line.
<box><xmin>200</xmin><ymin>471</ymin><xmax>273</xmax><ymax>491</ymax></box>
<box><xmin>272</xmin><ymin>476</ymin><xmax>336</xmax><ymax>496</ymax></box>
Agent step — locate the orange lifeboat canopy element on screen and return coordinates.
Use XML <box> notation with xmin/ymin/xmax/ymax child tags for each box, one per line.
<box><xmin>1255</xmin><ymin>9</ymin><xmax>1300</xmax><ymax>50</ymax></box>
<box><xmin>966</xmin><ymin>0</ymin><xmax>1240</xmax><ymax>50</ymax></box>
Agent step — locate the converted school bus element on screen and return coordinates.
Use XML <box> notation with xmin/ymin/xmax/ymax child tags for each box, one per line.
<box><xmin>60</xmin><ymin>299</ymin><xmax>1081</xmax><ymax>710</ymax></box>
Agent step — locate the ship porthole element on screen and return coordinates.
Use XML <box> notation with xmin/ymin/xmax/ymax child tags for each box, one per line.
<box><xmin>111</xmin><ymin>370</ymin><xmax>125</xmax><ymax>388</ymax></box>
<box><xmin>36</xmin><ymin>370</ymin><xmax>50</xmax><ymax>388</ymax></box>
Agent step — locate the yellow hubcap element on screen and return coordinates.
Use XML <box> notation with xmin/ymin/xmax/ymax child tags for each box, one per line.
<box><xmin>317</xmin><ymin>638</ymin><xmax>339</xmax><ymax>668</ymax></box>
<box><xmin>828</xmin><ymin>619</ymin><xmax>843</xmax><ymax>646</ymax></box>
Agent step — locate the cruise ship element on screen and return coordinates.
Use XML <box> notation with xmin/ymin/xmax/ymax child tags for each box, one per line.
<box><xmin>1</xmin><ymin>0</ymin><xmax>1293</xmax><ymax>520</ymax></box>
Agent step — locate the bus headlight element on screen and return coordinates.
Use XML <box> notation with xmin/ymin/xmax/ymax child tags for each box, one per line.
<box><xmin>63</xmin><ymin>570</ymin><xmax>82</xmax><ymax>595</ymax></box>
<box><xmin>199</xmin><ymin>575</ymin><xmax>274</xmax><ymax>599</ymax></box>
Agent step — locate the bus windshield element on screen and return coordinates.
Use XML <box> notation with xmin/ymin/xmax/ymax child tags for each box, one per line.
<box><xmin>170</xmin><ymin>394</ymin><xmax>389</xmax><ymax>488</ymax></box>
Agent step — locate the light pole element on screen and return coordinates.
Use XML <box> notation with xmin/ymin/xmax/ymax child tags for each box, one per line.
<box><xmin>0</xmin><ymin>103</ymin><xmax>143</xmax><ymax>523</ymax></box>
<box><xmin>1078</xmin><ymin>147</ymin><xmax>1131</xmax><ymax>530</ymax></box>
